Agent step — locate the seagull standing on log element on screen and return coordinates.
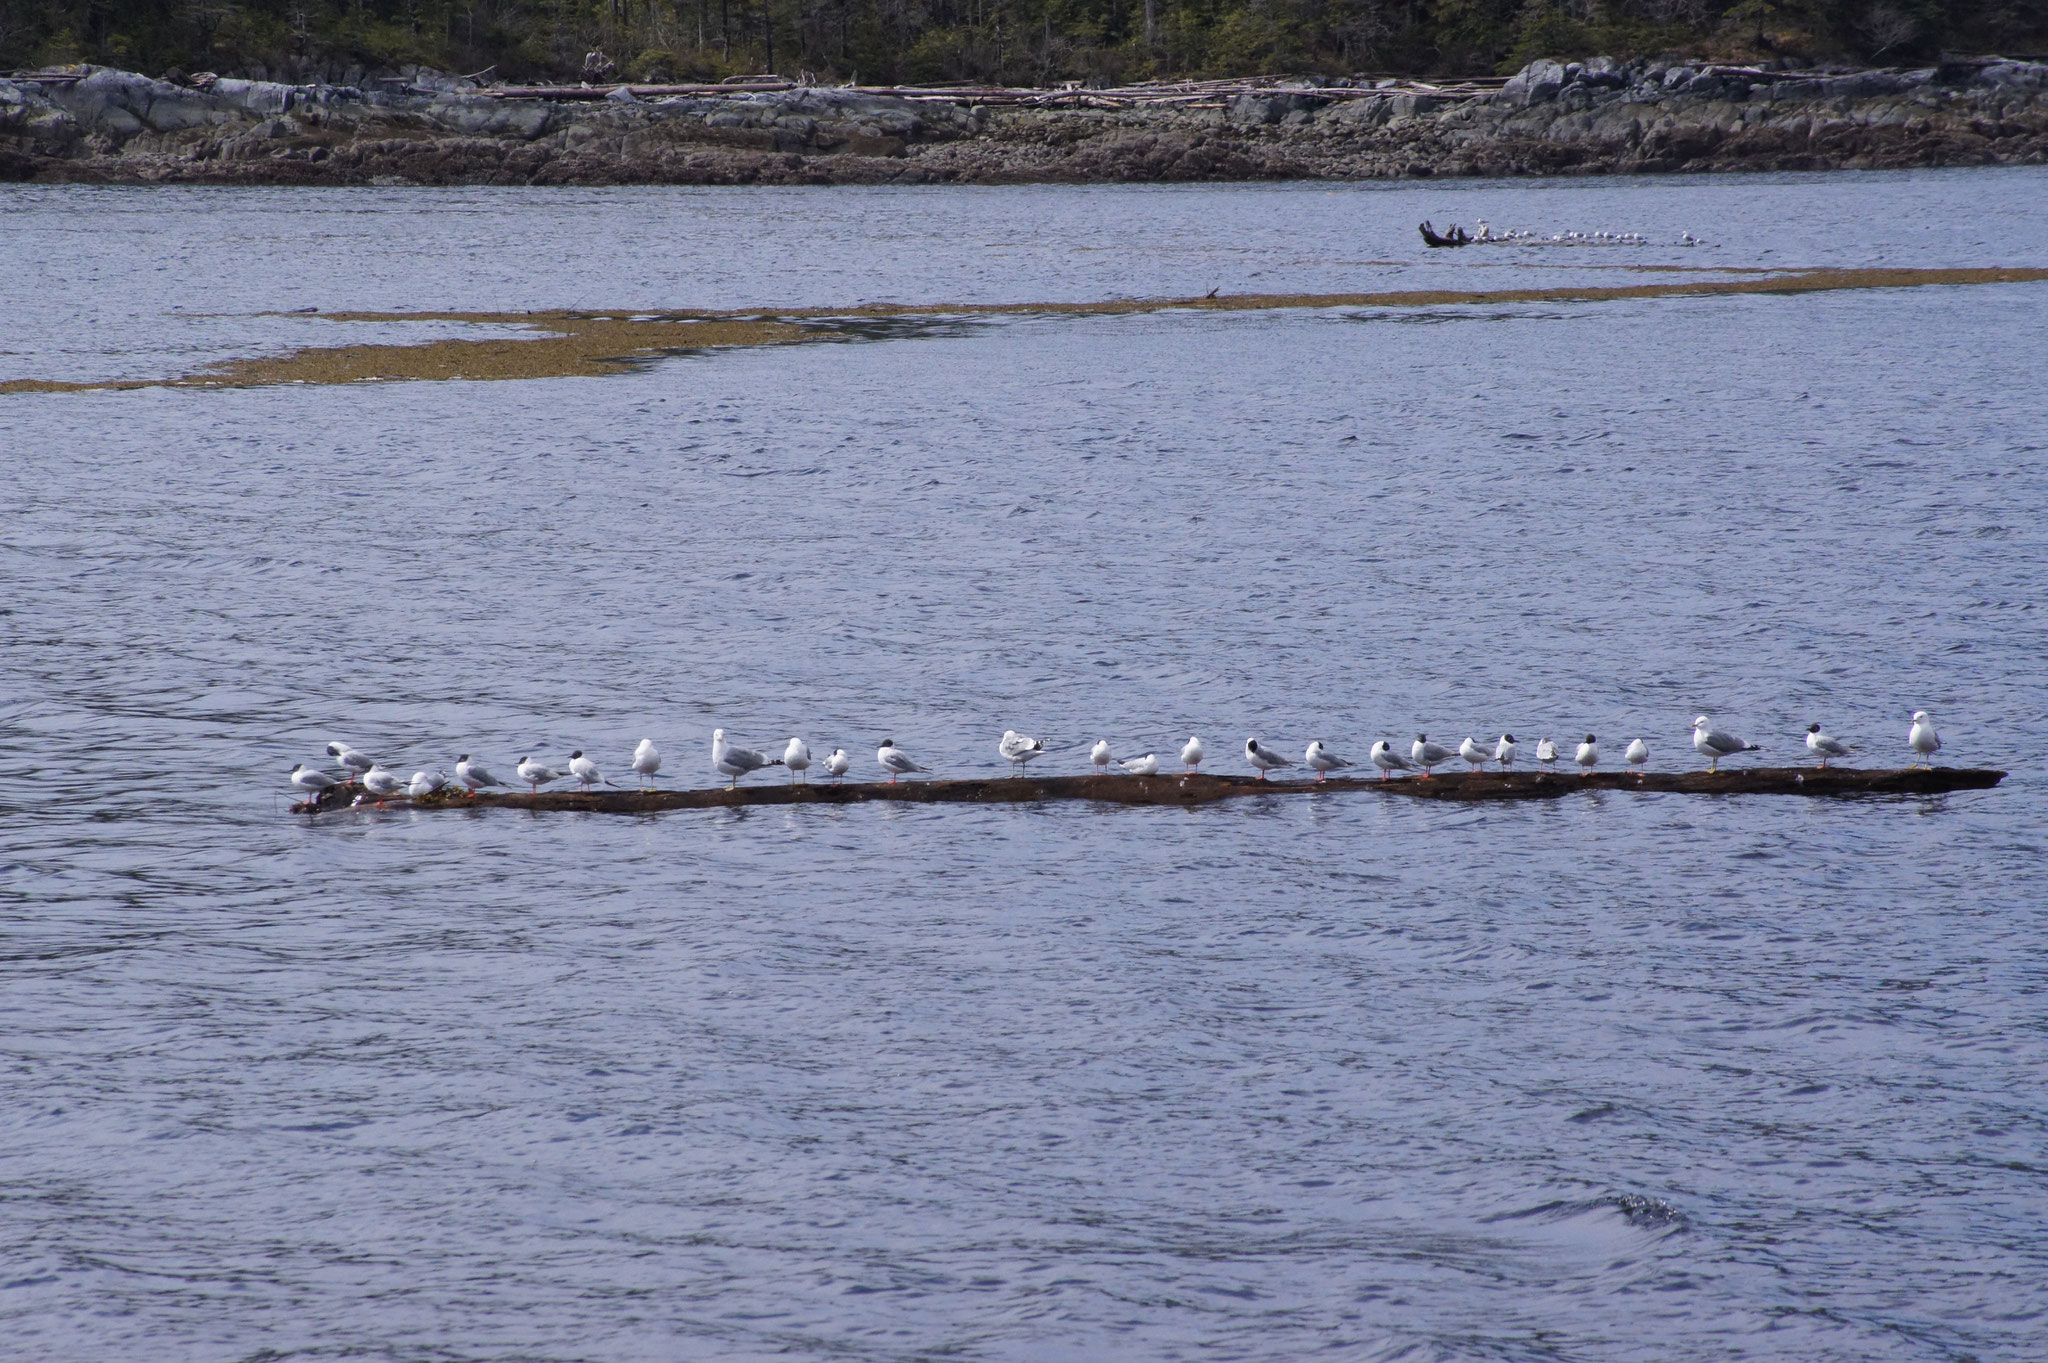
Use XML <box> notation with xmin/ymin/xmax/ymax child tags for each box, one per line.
<box><xmin>517</xmin><ymin>756</ymin><xmax>564</xmax><ymax>792</ymax></box>
<box><xmin>327</xmin><ymin>742</ymin><xmax>375</xmax><ymax>778</ymax></box>
<box><xmin>711</xmin><ymin>729</ymin><xmax>781</xmax><ymax>789</ymax></box>
<box><xmin>1305</xmin><ymin>741</ymin><xmax>1354</xmax><ymax>780</ymax></box>
<box><xmin>631</xmin><ymin>739</ymin><xmax>661</xmax><ymax>788</ymax></box>
<box><xmin>457</xmin><ymin>755</ymin><xmax>505</xmax><ymax>795</ymax></box>
<box><xmin>1691</xmin><ymin>716</ymin><xmax>1761</xmax><ymax>773</ymax></box>
<box><xmin>1370</xmin><ymin>740</ymin><xmax>1413</xmax><ymax>779</ymax></box>
<box><xmin>999</xmin><ymin>730</ymin><xmax>1045</xmax><ymax>776</ymax></box>
<box><xmin>877</xmin><ymin>739</ymin><xmax>929</xmax><ymax>783</ymax></box>
<box><xmin>289</xmin><ymin>763</ymin><xmax>340</xmax><ymax>796</ymax></box>
<box><xmin>1909</xmin><ymin>711</ymin><xmax>1941</xmax><ymax>766</ymax></box>
<box><xmin>1245</xmin><ymin>738</ymin><xmax>1293</xmax><ymax>780</ymax></box>
<box><xmin>1805</xmin><ymin>725</ymin><xmax>1850</xmax><ymax>767</ymax></box>
<box><xmin>1411</xmin><ymin>735</ymin><xmax>1454</xmax><ymax>777</ymax></box>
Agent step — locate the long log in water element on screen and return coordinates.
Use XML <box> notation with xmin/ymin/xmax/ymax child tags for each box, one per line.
<box><xmin>294</xmin><ymin>766</ymin><xmax>2003</xmax><ymax>815</ymax></box>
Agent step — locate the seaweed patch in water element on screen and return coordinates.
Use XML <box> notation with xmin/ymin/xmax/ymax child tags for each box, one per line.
<box><xmin>5</xmin><ymin>267</ymin><xmax>2042</xmax><ymax>394</ymax></box>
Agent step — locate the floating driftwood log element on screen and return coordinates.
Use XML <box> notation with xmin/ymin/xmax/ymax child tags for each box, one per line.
<box><xmin>293</xmin><ymin>766</ymin><xmax>2003</xmax><ymax>815</ymax></box>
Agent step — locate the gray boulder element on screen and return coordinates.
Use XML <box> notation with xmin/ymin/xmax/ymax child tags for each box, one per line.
<box><xmin>1977</xmin><ymin>61</ymin><xmax>2047</xmax><ymax>89</ymax></box>
<box><xmin>426</xmin><ymin>95</ymin><xmax>552</xmax><ymax>139</ymax></box>
<box><xmin>209</xmin><ymin>79</ymin><xmax>296</xmax><ymax>115</ymax></box>
<box><xmin>1503</xmin><ymin>60</ymin><xmax>1568</xmax><ymax>106</ymax></box>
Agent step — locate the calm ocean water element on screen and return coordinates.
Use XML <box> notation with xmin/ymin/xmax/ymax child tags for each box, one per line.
<box><xmin>3</xmin><ymin>171</ymin><xmax>2045</xmax><ymax>1361</ymax></box>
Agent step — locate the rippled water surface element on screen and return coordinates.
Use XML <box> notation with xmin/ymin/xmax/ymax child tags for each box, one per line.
<box><xmin>4</xmin><ymin>172</ymin><xmax>2047</xmax><ymax>1361</ymax></box>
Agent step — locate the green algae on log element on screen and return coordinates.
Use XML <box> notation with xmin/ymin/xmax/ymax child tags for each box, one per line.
<box><xmin>293</xmin><ymin>766</ymin><xmax>2005</xmax><ymax>815</ymax></box>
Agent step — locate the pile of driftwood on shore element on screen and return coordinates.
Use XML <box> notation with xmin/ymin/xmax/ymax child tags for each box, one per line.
<box><xmin>476</xmin><ymin>73</ymin><xmax>1516</xmax><ymax>107</ymax></box>
<box><xmin>293</xmin><ymin>766</ymin><xmax>2004</xmax><ymax>815</ymax></box>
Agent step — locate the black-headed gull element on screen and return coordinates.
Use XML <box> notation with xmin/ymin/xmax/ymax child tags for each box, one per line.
<box><xmin>516</xmin><ymin>756</ymin><xmax>564</xmax><ymax>792</ymax></box>
<box><xmin>326</xmin><ymin>741</ymin><xmax>375</xmax><ymax>777</ymax></box>
<box><xmin>1305</xmin><ymin>741</ymin><xmax>1354</xmax><ymax>781</ymax></box>
<box><xmin>289</xmin><ymin>763</ymin><xmax>340</xmax><ymax>795</ymax></box>
<box><xmin>999</xmin><ymin>730</ymin><xmax>1045</xmax><ymax>775</ymax></box>
<box><xmin>712</xmin><ymin>729</ymin><xmax>781</xmax><ymax>788</ymax></box>
<box><xmin>1624</xmin><ymin>738</ymin><xmax>1648</xmax><ymax>774</ymax></box>
<box><xmin>1369</xmin><ymin>739</ymin><xmax>1413</xmax><ymax>779</ymax></box>
<box><xmin>1090</xmin><ymin>739</ymin><xmax>1113</xmax><ymax>776</ymax></box>
<box><xmin>1691</xmin><ymin>716</ymin><xmax>1760</xmax><ymax>772</ymax></box>
<box><xmin>631</xmin><ymin>739</ymin><xmax>661</xmax><ymax>788</ymax></box>
<box><xmin>878</xmin><ymin>739</ymin><xmax>929</xmax><ymax>783</ymax></box>
<box><xmin>1535</xmin><ymin>737</ymin><xmax>1559</xmax><ymax>768</ymax></box>
<box><xmin>1120</xmin><ymin>753</ymin><xmax>1160</xmax><ymax>776</ymax></box>
<box><xmin>824</xmin><ymin>747</ymin><xmax>851</xmax><ymax>779</ymax></box>
<box><xmin>1180</xmin><ymin>735</ymin><xmax>1204</xmax><ymax>773</ymax></box>
<box><xmin>1457</xmin><ymin>737</ymin><xmax>1488</xmax><ymax>772</ymax></box>
<box><xmin>1909</xmin><ymin>711</ymin><xmax>1940</xmax><ymax>766</ymax></box>
<box><xmin>1411</xmin><ymin>734</ymin><xmax>1454</xmax><ymax>777</ymax></box>
<box><xmin>456</xmin><ymin>755</ymin><xmax>504</xmax><ymax>795</ymax></box>
<box><xmin>1245</xmin><ymin>738</ymin><xmax>1293</xmax><ymax>779</ymax></box>
<box><xmin>1495</xmin><ymin>734</ymin><xmax>1517</xmax><ymax>768</ymax></box>
<box><xmin>568</xmin><ymin>750</ymin><xmax>609</xmax><ymax>789</ymax></box>
<box><xmin>1805</xmin><ymin>724</ymin><xmax>1850</xmax><ymax>767</ymax></box>
<box><xmin>1574</xmin><ymin>735</ymin><xmax>1598</xmax><ymax>773</ymax></box>
<box><xmin>409</xmin><ymin>769</ymin><xmax>449</xmax><ymax>798</ymax></box>
<box><xmin>784</xmin><ymin>738</ymin><xmax>811</xmax><ymax>784</ymax></box>
<box><xmin>362</xmin><ymin>764</ymin><xmax>406</xmax><ymax>802</ymax></box>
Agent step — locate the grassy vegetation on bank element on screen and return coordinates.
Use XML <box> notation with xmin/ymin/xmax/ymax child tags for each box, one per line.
<box><xmin>5</xmin><ymin>0</ymin><xmax>2043</xmax><ymax>87</ymax></box>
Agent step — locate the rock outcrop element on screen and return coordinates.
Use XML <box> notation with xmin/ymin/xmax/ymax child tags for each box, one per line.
<box><xmin>3</xmin><ymin>58</ymin><xmax>2044</xmax><ymax>186</ymax></box>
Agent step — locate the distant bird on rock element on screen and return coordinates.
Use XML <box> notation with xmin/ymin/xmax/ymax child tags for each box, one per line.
<box><xmin>1180</xmin><ymin>735</ymin><xmax>1205</xmax><ymax>773</ymax></box>
<box><xmin>784</xmin><ymin>738</ymin><xmax>812</xmax><ymax>784</ymax></box>
<box><xmin>1120</xmin><ymin>753</ymin><xmax>1160</xmax><ymax>777</ymax></box>
<box><xmin>1090</xmin><ymin>739</ymin><xmax>1113</xmax><ymax>776</ymax></box>
<box><xmin>1574</xmin><ymin>735</ymin><xmax>1599</xmax><ymax>774</ymax></box>
<box><xmin>1458</xmin><ymin>737</ymin><xmax>1489</xmax><ymax>772</ymax></box>
<box><xmin>824</xmin><ymin>747</ymin><xmax>851</xmax><ymax>779</ymax></box>
<box><xmin>1495</xmin><ymin>734</ymin><xmax>1517</xmax><ymax>769</ymax></box>
<box><xmin>1625</xmin><ymin>738</ymin><xmax>1648</xmax><ymax>775</ymax></box>
<box><xmin>631</xmin><ymin>739</ymin><xmax>661</xmax><ymax>788</ymax></box>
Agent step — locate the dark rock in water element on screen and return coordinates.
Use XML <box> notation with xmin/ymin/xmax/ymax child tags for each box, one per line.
<box><xmin>1606</xmin><ymin>1193</ymin><xmax>1686</xmax><ymax>1227</ymax></box>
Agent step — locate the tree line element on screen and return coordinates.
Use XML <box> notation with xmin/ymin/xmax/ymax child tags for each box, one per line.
<box><xmin>4</xmin><ymin>0</ymin><xmax>2041</xmax><ymax>88</ymax></box>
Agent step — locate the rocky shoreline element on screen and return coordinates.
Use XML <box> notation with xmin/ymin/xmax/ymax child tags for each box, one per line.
<box><xmin>4</xmin><ymin>57</ymin><xmax>2045</xmax><ymax>186</ymax></box>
